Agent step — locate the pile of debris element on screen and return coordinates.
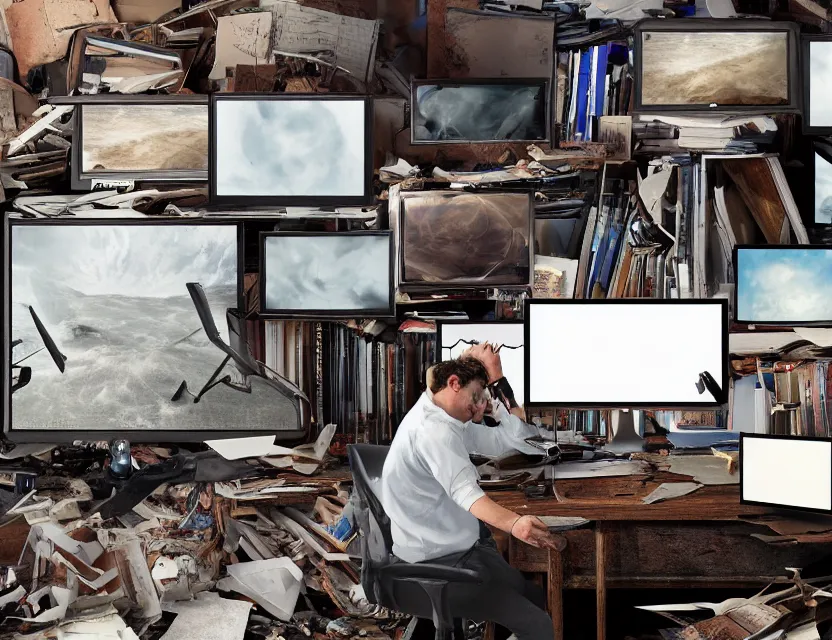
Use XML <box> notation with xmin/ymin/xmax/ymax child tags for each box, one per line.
<box><xmin>0</xmin><ymin>430</ymin><xmax>411</xmax><ymax>640</ymax></box>
<box><xmin>635</xmin><ymin>568</ymin><xmax>832</xmax><ymax>640</ymax></box>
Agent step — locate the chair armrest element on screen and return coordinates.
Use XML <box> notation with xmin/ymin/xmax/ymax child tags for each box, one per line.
<box><xmin>381</xmin><ymin>562</ymin><xmax>482</xmax><ymax>584</ymax></box>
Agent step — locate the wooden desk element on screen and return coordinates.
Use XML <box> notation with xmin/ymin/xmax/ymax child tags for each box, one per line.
<box><xmin>488</xmin><ymin>474</ymin><xmax>830</xmax><ymax>640</ymax></box>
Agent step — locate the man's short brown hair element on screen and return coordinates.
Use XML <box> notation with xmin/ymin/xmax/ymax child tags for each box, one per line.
<box><xmin>429</xmin><ymin>357</ymin><xmax>489</xmax><ymax>394</ymax></box>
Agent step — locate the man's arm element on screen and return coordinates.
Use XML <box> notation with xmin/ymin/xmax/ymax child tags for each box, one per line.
<box><xmin>469</xmin><ymin>495</ymin><xmax>563</xmax><ymax>550</ymax></box>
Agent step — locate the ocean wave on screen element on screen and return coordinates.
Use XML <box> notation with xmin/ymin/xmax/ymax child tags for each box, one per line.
<box><xmin>11</xmin><ymin>224</ymin><xmax>238</xmax><ymax>299</ymax></box>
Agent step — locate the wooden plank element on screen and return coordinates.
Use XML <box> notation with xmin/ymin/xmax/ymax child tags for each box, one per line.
<box><xmin>548</xmin><ymin>547</ymin><xmax>564</xmax><ymax>640</ymax></box>
<box><xmin>596</xmin><ymin>523</ymin><xmax>607</xmax><ymax>640</ymax></box>
<box><xmin>488</xmin><ymin>481</ymin><xmax>770</xmax><ymax>521</ymax></box>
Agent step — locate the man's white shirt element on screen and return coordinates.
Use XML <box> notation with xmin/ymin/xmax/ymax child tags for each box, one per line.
<box><xmin>380</xmin><ymin>390</ymin><xmax>550</xmax><ymax>563</ymax></box>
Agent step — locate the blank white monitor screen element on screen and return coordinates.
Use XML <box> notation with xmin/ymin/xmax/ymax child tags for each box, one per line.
<box><xmin>438</xmin><ymin>322</ymin><xmax>524</xmax><ymax>407</ymax></box>
<box><xmin>742</xmin><ymin>436</ymin><xmax>832</xmax><ymax>511</ymax></box>
<box><xmin>526</xmin><ymin>301</ymin><xmax>726</xmax><ymax>406</ymax></box>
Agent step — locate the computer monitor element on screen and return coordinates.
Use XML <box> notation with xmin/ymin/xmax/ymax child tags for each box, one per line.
<box><xmin>4</xmin><ymin>218</ymin><xmax>304</xmax><ymax>442</ymax></box>
<box><xmin>740</xmin><ymin>433</ymin><xmax>832</xmax><ymax>514</ymax></box>
<box><xmin>524</xmin><ymin>299</ymin><xmax>729</xmax><ymax>409</ymax></box>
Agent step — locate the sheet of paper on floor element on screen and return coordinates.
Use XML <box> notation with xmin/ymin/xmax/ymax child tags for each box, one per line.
<box><xmin>209</xmin><ymin>12</ymin><xmax>272</xmax><ymax>80</ymax></box>
<box><xmin>787</xmin><ymin>622</ymin><xmax>821</xmax><ymax>640</ymax></box>
<box><xmin>642</xmin><ymin>482</ymin><xmax>703</xmax><ymax>504</ymax></box>
<box><xmin>160</xmin><ymin>591</ymin><xmax>252</xmax><ymax>640</ymax></box>
<box><xmin>216</xmin><ymin>558</ymin><xmax>303</xmax><ymax>622</ymax></box>
<box><xmin>554</xmin><ymin>459</ymin><xmax>650</xmax><ymax>479</ymax></box>
<box><xmin>661</xmin><ymin>455</ymin><xmax>739</xmax><ymax>485</ymax></box>
<box><xmin>264</xmin><ymin>0</ymin><xmax>379</xmax><ymax>85</ymax></box>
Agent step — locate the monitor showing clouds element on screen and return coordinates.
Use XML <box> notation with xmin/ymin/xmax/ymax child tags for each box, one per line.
<box><xmin>214</xmin><ymin>98</ymin><xmax>366</xmax><ymax>197</ymax></box>
<box><xmin>810</xmin><ymin>41</ymin><xmax>832</xmax><ymax>128</ymax></box>
<box><xmin>736</xmin><ymin>247</ymin><xmax>832</xmax><ymax>323</ymax></box>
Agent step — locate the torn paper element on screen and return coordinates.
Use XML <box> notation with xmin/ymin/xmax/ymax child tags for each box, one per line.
<box><xmin>642</xmin><ymin>482</ymin><xmax>703</xmax><ymax>504</ymax></box>
<box><xmin>160</xmin><ymin>591</ymin><xmax>252</xmax><ymax>640</ymax></box>
<box><xmin>209</xmin><ymin>12</ymin><xmax>273</xmax><ymax>80</ymax></box>
<box><xmin>266</xmin><ymin>0</ymin><xmax>379</xmax><ymax>84</ymax></box>
<box><xmin>216</xmin><ymin>558</ymin><xmax>303</xmax><ymax>622</ymax></box>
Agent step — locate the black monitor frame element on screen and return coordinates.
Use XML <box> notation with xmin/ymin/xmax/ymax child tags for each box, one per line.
<box><xmin>2</xmin><ymin>217</ymin><xmax>310</xmax><ymax>443</ymax></box>
<box><xmin>258</xmin><ymin>230</ymin><xmax>395</xmax><ymax>319</ymax></box>
<box><xmin>739</xmin><ymin>432</ymin><xmax>832</xmax><ymax>515</ymax></box>
<box><xmin>209</xmin><ymin>93</ymin><xmax>374</xmax><ymax>207</ymax></box>
<box><xmin>733</xmin><ymin>244</ymin><xmax>832</xmax><ymax>326</ymax></box>
<box><xmin>409</xmin><ymin>77</ymin><xmax>552</xmax><ymax>145</ymax></box>
<box><xmin>523</xmin><ymin>298</ymin><xmax>730</xmax><ymax>409</ymax></box>
<box><xmin>633</xmin><ymin>19</ymin><xmax>801</xmax><ymax>114</ymax></box>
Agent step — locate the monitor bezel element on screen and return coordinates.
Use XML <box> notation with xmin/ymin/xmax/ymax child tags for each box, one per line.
<box><xmin>523</xmin><ymin>298</ymin><xmax>730</xmax><ymax>409</ymax></box>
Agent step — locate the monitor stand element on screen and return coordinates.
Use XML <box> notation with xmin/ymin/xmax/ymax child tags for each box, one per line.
<box><xmin>604</xmin><ymin>409</ymin><xmax>645</xmax><ymax>454</ymax></box>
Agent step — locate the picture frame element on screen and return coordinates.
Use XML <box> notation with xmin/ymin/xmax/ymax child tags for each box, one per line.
<box><xmin>70</xmin><ymin>94</ymin><xmax>210</xmax><ymax>191</ymax></box>
<box><xmin>523</xmin><ymin>298</ymin><xmax>730</xmax><ymax>409</ymax></box>
<box><xmin>258</xmin><ymin>231</ymin><xmax>395</xmax><ymax>319</ymax></box>
<box><xmin>733</xmin><ymin>244</ymin><xmax>832</xmax><ymax>326</ymax></box>
<box><xmin>3</xmin><ymin>217</ymin><xmax>308</xmax><ymax>443</ymax></box>
<box><xmin>209</xmin><ymin>93</ymin><xmax>374</xmax><ymax>207</ymax></box>
<box><xmin>410</xmin><ymin>78</ymin><xmax>551</xmax><ymax>144</ymax></box>
<box><xmin>396</xmin><ymin>189</ymin><xmax>535</xmax><ymax>290</ymax></box>
<box><xmin>802</xmin><ymin>34</ymin><xmax>832</xmax><ymax>135</ymax></box>
<box><xmin>740</xmin><ymin>433</ymin><xmax>832</xmax><ymax>515</ymax></box>
<box><xmin>633</xmin><ymin>19</ymin><xmax>800</xmax><ymax>114</ymax></box>
<box><xmin>810</xmin><ymin>139</ymin><xmax>832</xmax><ymax>226</ymax></box>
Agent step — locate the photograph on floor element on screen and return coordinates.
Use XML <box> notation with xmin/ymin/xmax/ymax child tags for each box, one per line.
<box><xmin>7</xmin><ymin>222</ymin><xmax>300</xmax><ymax>435</ymax></box>
<box><xmin>411</xmin><ymin>80</ymin><xmax>548</xmax><ymax>143</ymax></box>
<box><xmin>260</xmin><ymin>232</ymin><xmax>393</xmax><ymax>316</ymax></box>
<box><xmin>639</xmin><ymin>30</ymin><xmax>789</xmax><ymax>106</ymax></box>
<box><xmin>212</xmin><ymin>97</ymin><xmax>368</xmax><ymax>201</ymax></box>
<box><xmin>735</xmin><ymin>246</ymin><xmax>832</xmax><ymax>324</ymax></box>
<box><xmin>80</xmin><ymin>103</ymin><xmax>209</xmax><ymax>175</ymax></box>
<box><xmin>400</xmin><ymin>191</ymin><xmax>532</xmax><ymax>287</ymax></box>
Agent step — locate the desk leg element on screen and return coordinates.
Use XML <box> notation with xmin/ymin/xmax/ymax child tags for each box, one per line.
<box><xmin>596</xmin><ymin>523</ymin><xmax>607</xmax><ymax>640</ymax></box>
<box><xmin>547</xmin><ymin>547</ymin><xmax>564</xmax><ymax>640</ymax></box>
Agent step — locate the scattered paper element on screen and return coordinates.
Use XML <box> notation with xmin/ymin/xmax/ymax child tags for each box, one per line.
<box><xmin>209</xmin><ymin>12</ymin><xmax>273</xmax><ymax>80</ymax></box>
<box><xmin>161</xmin><ymin>591</ymin><xmax>252</xmax><ymax>640</ymax></box>
<box><xmin>35</xmin><ymin>522</ymin><xmax>104</xmax><ymax>566</ymax></box>
<box><xmin>11</xmin><ymin>585</ymin><xmax>73</xmax><ymax>623</ymax></box>
<box><xmin>787</xmin><ymin>622</ymin><xmax>820</xmax><ymax>640</ymax></box>
<box><xmin>585</xmin><ymin>0</ymin><xmax>662</xmax><ymax>19</ymax></box>
<box><xmin>662</xmin><ymin>456</ymin><xmax>739</xmax><ymax>485</ymax></box>
<box><xmin>206</xmin><ymin>436</ymin><xmax>292</xmax><ymax>460</ymax></box>
<box><xmin>7</xmin><ymin>105</ymin><xmax>73</xmax><ymax>156</ymax></box>
<box><xmin>217</xmin><ymin>558</ymin><xmax>303</xmax><ymax>622</ymax></box>
<box><xmin>266</xmin><ymin>0</ymin><xmax>379</xmax><ymax>84</ymax></box>
<box><xmin>538</xmin><ymin>516</ymin><xmax>590</xmax><ymax>530</ymax></box>
<box><xmin>642</xmin><ymin>482</ymin><xmax>703</xmax><ymax>504</ymax></box>
<box><xmin>0</xmin><ymin>443</ymin><xmax>55</xmax><ymax>459</ymax></box>
<box><xmin>554</xmin><ymin>460</ymin><xmax>650</xmax><ymax>479</ymax></box>
<box><xmin>638</xmin><ymin>165</ymin><xmax>673</xmax><ymax>220</ymax></box>
<box><xmin>794</xmin><ymin>327</ymin><xmax>832</xmax><ymax>348</ymax></box>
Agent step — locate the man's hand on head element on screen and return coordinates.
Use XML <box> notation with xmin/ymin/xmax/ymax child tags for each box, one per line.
<box><xmin>462</xmin><ymin>342</ymin><xmax>504</xmax><ymax>384</ymax></box>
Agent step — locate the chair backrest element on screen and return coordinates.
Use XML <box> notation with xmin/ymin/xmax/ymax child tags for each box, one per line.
<box><xmin>347</xmin><ymin>444</ymin><xmax>395</xmax><ymax>603</ymax></box>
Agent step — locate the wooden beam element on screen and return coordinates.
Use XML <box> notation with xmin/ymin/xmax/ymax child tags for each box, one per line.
<box><xmin>596</xmin><ymin>523</ymin><xmax>607</xmax><ymax>640</ymax></box>
<box><xmin>548</xmin><ymin>546</ymin><xmax>564</xmax><ymax>640</ymax></box>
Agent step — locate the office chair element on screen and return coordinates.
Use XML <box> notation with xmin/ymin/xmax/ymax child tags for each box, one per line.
<box><xmin>348</xmin><ymin>444</ymin><xmax>483</xmax><ymax>640</ymax></box>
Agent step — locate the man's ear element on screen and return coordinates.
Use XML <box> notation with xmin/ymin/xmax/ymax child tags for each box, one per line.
<box><xmin>447</xmin><ymin>374</ymin><xmax>461</xmax><ymax>391</ymax></box>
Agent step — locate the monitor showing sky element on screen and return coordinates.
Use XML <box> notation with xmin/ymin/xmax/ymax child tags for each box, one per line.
<box><xmin>735</xmin><ymin>247</ymin><xmax>832</xmax><ymax>323</ymax></box>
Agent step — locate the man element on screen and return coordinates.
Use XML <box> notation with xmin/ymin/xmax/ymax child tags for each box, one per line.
<box><xmin>380</xmin><ymin>343</ymin><xmax>561</xmax><ymax>640</ymax></box>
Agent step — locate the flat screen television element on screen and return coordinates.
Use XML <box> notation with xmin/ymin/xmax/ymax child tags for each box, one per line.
<box><xmin>3</xmin><ymin>218</ymin><xmax>305</xmax><ymax>442</ymax></box>
<box><xmin>803</xmin><ymin>35</ymin><xmax>832</xmax><ymax>135</ymax></box>
<box><xmin>633</xmin><ymin>19</ymin><xmax>800</xmax><ymax>113</ymax></box>
<box><xmin>210</xmin><ymin>93</ymin><xmax>374</xmax><ymax>207</ymax></box>
<box><xmin>812</xmin><ymin>140</ymin><xmax>832</xmax><ymax>225</ymax></box>
<box><xmin>740</xmin><ymin>433</ymin><xmax>832</xmax><ymax>514</ymax></box>
<box><xmin>397</xmin><ymin>190</ymin><xmax>534</xmax><ymax>289</ymax></box>
<box><xmin>71</xmin><ymin>94</ymin><xmax>209</xmax><ymax>190</ymax></box>
<box><xmin>259</xmin><ymin>231</ymin><xmax>394</xmax><ymax>318</ymax></box>
<box><xmin>524</xmin><ymin>299</ymin><xmax>729</xmax><ymax>408</ymax></box>
<box><xmin>436</xmin><ymin>320</ymin><xmax>525</xmax><ymax>407</ymax></box>
<box><xmin>734</xmin><ymin>245</ymin><xmax>832</xmax><ymax>326</ymax></box>
<box><xmin>410</xmin><ymin>78</ymin><xmax>550</xmax><ymax>144</ymax></box>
